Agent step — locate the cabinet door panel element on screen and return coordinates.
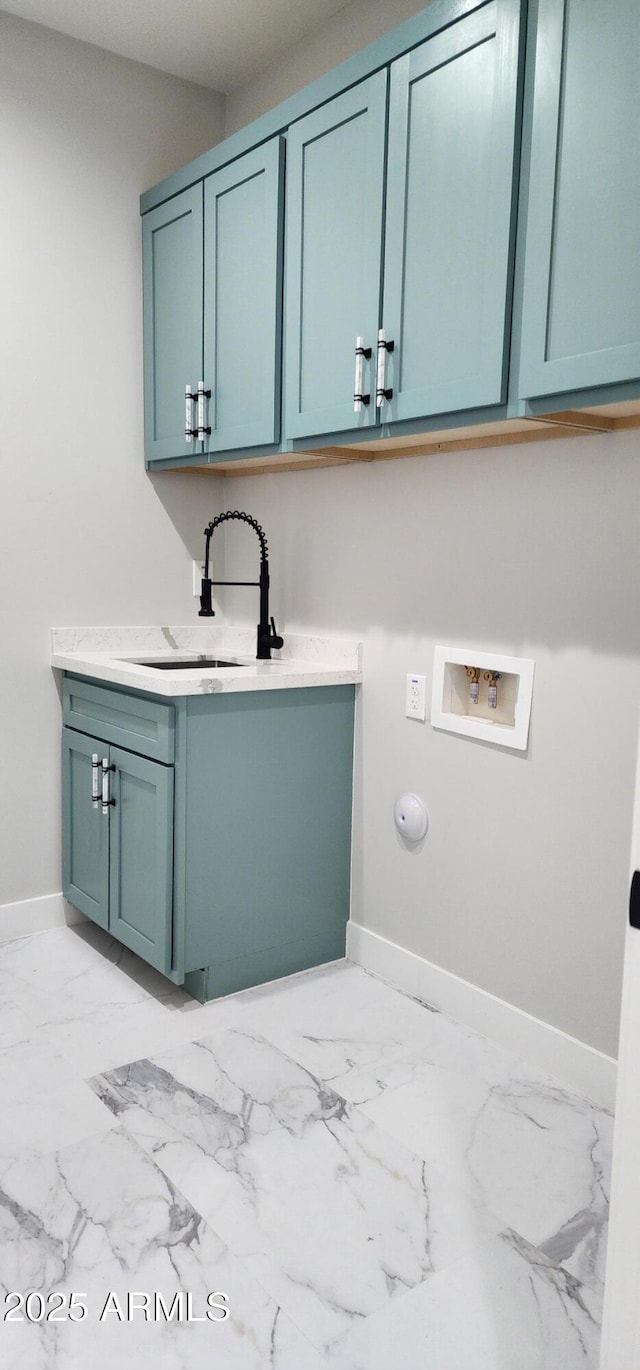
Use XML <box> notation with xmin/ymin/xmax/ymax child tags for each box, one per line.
<box><xmin>142</xmin><ymin>185</ymin><xmax>204</xmax><ymax>462</ymax></box>
<box><xmin>204</xmin><ymin>138</ymin><xmax>284</xmax><ymax>452</ymax></box>
<box><xmin>519</xmin><ymin>0</ymin><xmax>640</xmax><ymax>399</ymax></box>
<box><xmin>62</xmin><ymin>729</ymin><xmax>109</xmax><ymax>930</ymax></box>
<box><xmin>284</xmin><ymin>73</ymin><xmax>387</xmax><ymax>439</ymax></box>
<box><xmin>109</xmin><ymin>748</ymin><xmax>173</xmax><ymax>974</ymax></box>
<box><xmin>383</xmin><ymin>0</ymin><xmax>521</xmax><ymax>420</ymax></box>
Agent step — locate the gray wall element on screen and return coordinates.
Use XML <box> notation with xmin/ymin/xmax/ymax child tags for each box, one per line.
<box><xmin>221</xmin><ymin>0</ymin><xmax>639</xmax><ymax>1059</ymax></box>
<box><xmin>0</xmin><ymin>13</ymin><xmax>224</xmax><ymax>907</ymax></box>
<box><xmin>225</xmin><ymin>0</ymin><xmax>432</xmax><ymax>134</ymax></box>
<box><xmin>221</xmin><ymin>439</ymin><xmax>640</xmax><ymax>1059</ymax></box>
<box><xmin>1</xmin><ymin>0</ymin><xmax>636</xmax><ymax>1061</ymax></box>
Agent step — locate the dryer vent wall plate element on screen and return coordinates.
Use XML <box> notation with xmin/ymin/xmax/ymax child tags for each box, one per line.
<box><xmin>431</xmin><ymin>646</ymin><xmax>534</xmax><ymax>751</ymax></box>
<box><xmin>394</xmin><ymin>792</ymin><xmax>428</xmax><ymax>843</ymax></box>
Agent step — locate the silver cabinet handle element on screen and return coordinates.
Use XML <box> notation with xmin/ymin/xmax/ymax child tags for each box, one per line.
<box><xmin>197</xmin><ymin>380</ymin><xmax>212</xmax><ymax>440</ymax></box>
<box><xmin>376</xmin><ymin>329</ymin><xmax>395</xmax><ymax>407</ymax></box>
<box><xmin>185</xmin><ymin>384</ymin><xmax>198</xmax><ymax>442</ymax></box>
<box><xmin>353</xmin><ymin>337</ymin><xmax>371</xmax><ymax>412</ymax></box>
<box><xmin>91</xmin><ymin>753</ymin><xmax>100</xmax><ymax>809</ymax></box>
<box><xmin>101</xmin><ymin>758</ymin><xmax>115</xmax><ymax>816</ymax></box>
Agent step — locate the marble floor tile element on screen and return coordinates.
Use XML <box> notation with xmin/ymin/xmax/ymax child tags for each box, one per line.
<box><xmin>0</xmin><ymin>1039</ymin><xmax>115</xmax><ymax>1154</ymax></box>
<box><xmin>0</xmin><ymin>924</ymin><xmax>247</xmax><ymax>1077</ymax></box>
<box><xmin>330</xmin><ymin>1229</ymin><xmax>601</xmax><ymax>1370</ymax></box>
<box><xmin>91</xmin><ymin>1027</ymin><xmax>504</xmax><ymax>1351</ymax></box>
<box><xmin>232</xmin><ymin>959</ymin><xmax>450</xmax><ymax>1083</ymax></box>
<box><xmin>0</xmin><ymin>984</ymin><xmax>39</xmax><ymax>1052</ymax></box>
<box><xmin>354</xmin><ymin>1052</ymin><xmax>612</xmax><ymax>1294</ymax></box>
<box><xmin>0</xmin><ymin>927</ymin><xmax>152</xmax><ymax>1030</ymax></box>
<box><xmin>25</xmin><ymin>990</ymin><xmax>244</xmax><ymax>1080</ymax></box>
<box><xmin>0</xmin><ymin>928</ymin><xmax>612</xmax><ymax>1364</ymax></box>
<box><xmin>0</xmin><ymin>1126</ymin><xmax>326</xmax><ymax>1370</ymax></box>
<box><xmin>72</xmin><ymin>921</ymin><xmax>192</xmax><ymax>1001</ymax></box>
<box><xmin>232</xmin><ymin>959</ymin><xmax>612</xmax><ymax>1297</ymax></box>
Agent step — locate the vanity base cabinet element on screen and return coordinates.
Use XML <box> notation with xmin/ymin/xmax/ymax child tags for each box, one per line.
<box><xmin>62</xmin><ymin>727</ymin><xmax>174</xmax><ymax>975</ymax></box>
<box><xmin>62</xmin><ymin>727</ymin><xmax>110</xmax><ymax>933</ymax></box>
<box><xmin>61</xmin><ymin>676</ymin><xmax>356</xmax><ymax>1001</ymax></box>
<box><xmin>178</xmin><ymin>686</ymin><xmax>355</xmax><ymax>1000</ymax></box>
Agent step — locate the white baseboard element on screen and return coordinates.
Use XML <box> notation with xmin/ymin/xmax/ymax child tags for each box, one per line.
<box><xmin>347</xmin><ymin>922</ymin><xmax>617</xmax><ymax>1112</ymax></box>
<box><xmin>0</xmin><ymin>893</ymin><xmax>86</xmax><ymax>944</ymax></box>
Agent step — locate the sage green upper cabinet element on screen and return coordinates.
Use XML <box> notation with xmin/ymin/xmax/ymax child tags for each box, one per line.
<box><xmin>203</xmin><ymin>138</ymin><xmax>284</xmax><ymax>452</ymax></box>
<box><xmin>143</xmin><ymin>184</ymin><xmax>204</xmax><ymax>463</ymax></box>
<box><xmin>382</xmin><ymin>0</ymin><xmax>522</xmax><ymax>422</ymax></box>
<box><xmin>518</xmin><ymin>0</ymin><xmax>640</xmax><ymax>401</ymax></box>
<box><xmin>283</xmin><ymin>0</ymin><xmax>523</xmax><ymax>443</ymax></box>
<box><xmin>283</xmin><ymin>74</ymin><xmax>387</xmax><ymax>440</ymax></box>
<box><xmin>142</xmin><ymin>137</ymin><xmax>284</xmax><ymax>465</ymax></box>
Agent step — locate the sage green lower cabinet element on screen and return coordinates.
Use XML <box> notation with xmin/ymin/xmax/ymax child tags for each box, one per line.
<box><xmin>62</xmin><ymin>728</ymin><xmax>110</xmax><ymax>932</ymax></box>
<box><xmin>62</xmin><ymin>730</ymin><xmax>174</xmax><ymax>974</ymax></box>
<box><xmin>61</xmin><ymin>676</ymin><xmax>355</xmax><ymax>1000</ymax></box>
<box><xmin>108</xmin><ymin>747</ymin><xmax>174</xmax><ymax>973</ymax></box>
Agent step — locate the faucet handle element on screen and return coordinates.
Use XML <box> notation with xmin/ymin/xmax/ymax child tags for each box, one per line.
<box><xmin>270</xmin><ymin>617</ymin><xmax>284</xmax><ymax>650</ymax></box>
<box><xmin>198</xmin><ymin>578</ymin><xmax>215</xmax><ymax>617</ymax></box>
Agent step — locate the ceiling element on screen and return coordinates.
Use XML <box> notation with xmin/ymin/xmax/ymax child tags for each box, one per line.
<box><xmin>0</xmin><ymin>0</ymin><xmax>353</xmax><ymax>91</ymax></box>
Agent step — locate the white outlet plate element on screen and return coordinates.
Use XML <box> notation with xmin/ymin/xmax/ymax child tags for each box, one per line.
<box><xmin>406</xmin><ymin>673</ymin><xmax>426</xmax><ymax>721</ymax></box>
<box><xmin>192</xmin><ymin>560</ymin><xmax>206</xmax><ymax>596</ymax></box>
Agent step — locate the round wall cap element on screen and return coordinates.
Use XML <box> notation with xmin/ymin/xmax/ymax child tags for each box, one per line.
<box><xmin>394</xmin><ymin>792</ymin><xmax>428</xmax><ymax>843</ymax></box>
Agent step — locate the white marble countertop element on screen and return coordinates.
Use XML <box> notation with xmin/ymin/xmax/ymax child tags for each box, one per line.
<box><xmin>51</xmin><ymin>626</ymin><xmax>362</xmax><ymax>697</ymax></box>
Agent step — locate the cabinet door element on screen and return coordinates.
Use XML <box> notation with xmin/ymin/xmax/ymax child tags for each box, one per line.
<box><xmin>382</xmin><ymin>0</ymin><xmax>522</xmax><ymax>422</ymax></box>
<box><xmin>62</xmin><ymin>728</ymin><xmax>109</xmax><ymax>930</ymax></box>
<box><xmin>109</xmin><ymin>747</ymin><xmax>174</xmax><ymax>975</ymax></box>
<box><xmin>142</xmin><ymin>184</ymin><xmax>204</xmax><ymax>462</ymax></box>
<box><xmin>519</xmin><ymin>0</ymin><xmax>640</xmax><ymax>400</ymax></box>
<box><xmin>284</xmin><ymin>73</ymin><xmax>387</xmax><ymax>440</ymax></box>
<box><xmin>203</xmin><ymin>138</ymin><xmax>284</xmax><ymax>452</ymax></box>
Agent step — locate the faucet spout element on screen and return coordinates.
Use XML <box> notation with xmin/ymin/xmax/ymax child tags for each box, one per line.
<box><xmin>198</xmin><ymin>511</ymin><xmax>283</xmax><ymax>660</ymax></box>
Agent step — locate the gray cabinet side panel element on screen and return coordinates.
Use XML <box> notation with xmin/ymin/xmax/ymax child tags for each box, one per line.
<box><xmin>183</xmin><ymin>687</ymin><xmax>355</xmax><ymax>973</ymax></box>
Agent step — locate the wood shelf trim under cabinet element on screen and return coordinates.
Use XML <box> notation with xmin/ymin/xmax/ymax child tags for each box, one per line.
<box><xmin>170</xmin><ymin>402</ymin><xmax>640</xmax><ymax>477</ymax></box>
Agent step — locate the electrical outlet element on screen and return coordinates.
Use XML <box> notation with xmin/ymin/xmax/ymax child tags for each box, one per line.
<box><xmin>192</xmin><ymin>560</ymin><xmax>206</xmax><ymax>596</ymax></box>
<box><xmin>406</xmin><ymin>673</ymin><xmax>426</xmax><ymax>721</ymax></box>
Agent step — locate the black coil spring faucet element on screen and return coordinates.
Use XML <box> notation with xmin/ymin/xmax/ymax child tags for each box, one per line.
<box><xmin>198</xmin><ymin>511</ymin><xmax>284</xmax><ymax>661</ymax></box>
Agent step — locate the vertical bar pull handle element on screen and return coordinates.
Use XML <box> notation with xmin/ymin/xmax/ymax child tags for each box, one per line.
<box><xmin>185</xmin><ymin>384</ymin><xmax>197</xmax><ymax>442</ymax></box>
<box><xmin>630</xmin><ymin>871</ymin><xmax>640</xmax><ymax>929</ymax></box>
<box><xmin>101</xmin><ymin>758</ymin><xmax>115</xmax><ymax>816</ymax></box>
<box><xmin>197</xmin><ymin>380</ymin><xmax>212</xmax><ymax>440</ymax></box>
<box><xmin>376</xmin><ymin>328</ymin><xmax>395</xmax><ymax>407</ymax></box>
<box><xmin>91</xmin><ymin>754</ymin><xmax>100</xmax><ymax>809</ymax></box>
<box><xmin>353</xmin><ymin>337</ymin><xmax>371</xmax><ymax>412</ymax></box>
